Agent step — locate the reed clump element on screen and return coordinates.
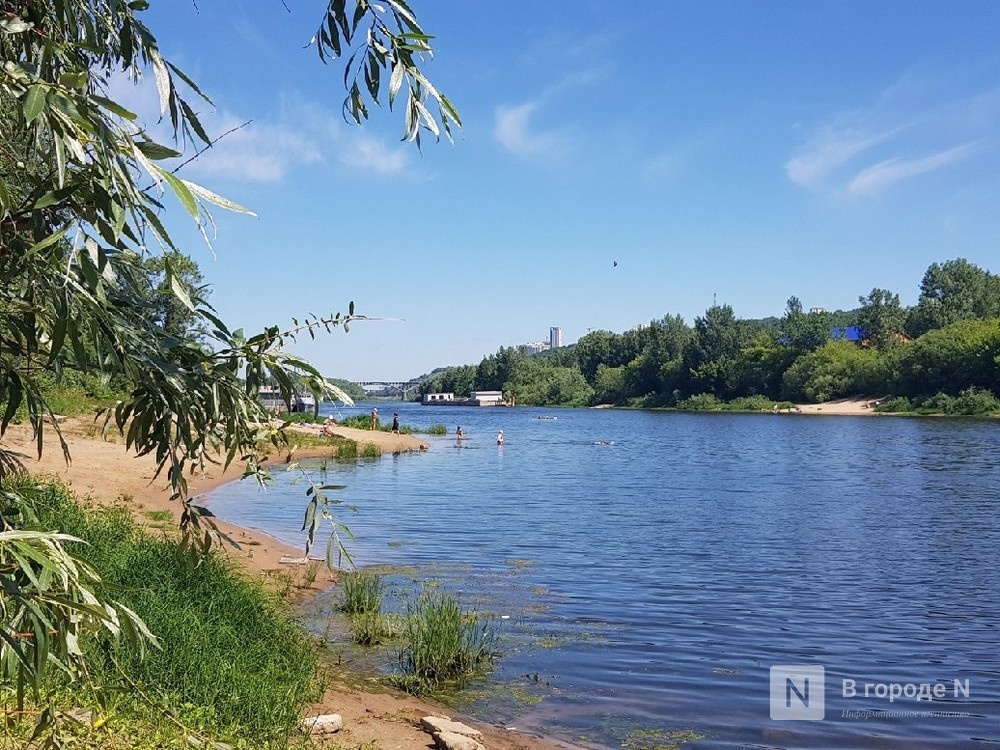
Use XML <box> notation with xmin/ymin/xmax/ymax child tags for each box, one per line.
<box><xmin>339</xmin><ymin>570</ymin><xmax>396</xmax><ymax>645</ymax></box>
<box><xmin>389</xmin><ymin>591</ymin><xmax>498</xmax><ymax>695</ymax></box>
<box><xmin>334</xmin><ymin>440</ymin><xmax>382</xmax><ymax>461</ymax></box>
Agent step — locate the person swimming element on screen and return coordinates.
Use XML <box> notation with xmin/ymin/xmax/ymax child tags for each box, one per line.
<box><xmin>497</xmin><ymin>429</ymin><xmax>504</xmax><ymax>445</ymax></box>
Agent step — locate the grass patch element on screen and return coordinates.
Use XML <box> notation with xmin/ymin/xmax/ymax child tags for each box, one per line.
<box><xmin>360</xmin><ymin>442</ymin><xmax>382</xmax><ymax>459</ymax></box>
<box><xmin>388</xmin><ymin>591</ymin><xmax>498</xmax><ymax>695</ymax></box>
<box><xmin>2</xmin><ymin>476</ymin><xmax>321</xmax><ymax>747</ymax></box>
<box><xmin>334</xmin><ymin>440</ymin><xmax>358</xmax><ymax>460</ymax></box>
<box><xmin>423</xmin><ymin>424</ymin><xmax>447</xmax><ymax>435</ymax></box>
<box><xmin>142</xmin><ymin>509</ymin><xmax>173</xmax><ymax>522</ymax></box>
<box><xmin>340</xmin><ymin>570</ymin><xmax>384</xmax><ymax>615</ymax></box>
<box><xmin>333</xmin><ymin>439</ymin><xmax>384</xmax><ymax>461</ymax></box>
<box><xmin>339</xmin><ymin>570</ymin><xmax>396</xmax><ymax>645</ymax></box>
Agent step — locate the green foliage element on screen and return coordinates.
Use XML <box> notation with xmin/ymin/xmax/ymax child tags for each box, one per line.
<box><xmin>874</xmin><ymin>397</ymin><xmax>913</xmax><ymax>413</ymax></box>
<box><xmin>857</xmin><ymin>288</ymin><xmax>906</xmax><ymax>349</ymax></box>
<box><xmin>951</xmin><ymin>387</ymin><xmax>1000</xmax><ymax>415</ymax></box>
<box><xmin>908</xmin><ymin>387</ymin><xmax>1000</xmax><ymax>415</ymax></box>
<box><xmin>330</xmin><ymin>439</ymin><xmax>381</xmax><ymax>461</ymax></box>
<box><xmin>338</xmin><ymin>414</ymin><xmax>371</xmax><ymax>430</ymax></box>
<box><xmin>136</xmin><ymin>250</ymin><xmax>210</xmax><ymax>342</ymax></box>
<box><xmin>897</xmin><ymin>318</ymin><xmax>1000</xmax><ymax>397</ymax></box>
<box><xmin>3</xmin><ymin>478</ymin><xmax>319</xmax><ymax>744</ymax></box>
<box><xmin>340</xmin><ymin>570</ymin><xmax>385</xmax><ymax>615</ymax></box>
<box><xmin>0</xmin><ymin>0</ymin><xmax>454</xmax><ymax>741</ymax></box>
<box><xmin>351</xmin><ymin>609</ymin><xmax>399</xmax><ymax>646</ymax></box>
<box><xmin>907</xmin><ymin>258</ymin><xmax>1000</xmax><ymax>336</ymax></box>
<box><xmin>729</xmin><ymin>333</ymin><xmax>798</xmax><ymax>400</ymax></box>
<box><xmin>593</xmin><ymin>363</ymin><xmax>627</xmax><ymax>404</ymax></box>
<box><xmin>310</xmin><ymin>0</ymin><xmax>460</xmax><ymax>145</ymax></box>
<box><xmin>476</xmin><ymin>346</ymin><xmax>526</xmax><ymax>392</ymax></box>
<box><xmin>335</xmin><ymin>440</ymin><xmax>359</xmax><ymax>460</ymax></box>
<box><xmin>424</xmin><ymin>424</ymin><xmax>447</xmax><ymax>435</ymax></box>
<box><xmin>391</xmin><ymin>591</ymin><xmax>497</xmax><ymax>695</ymax></box>
<box><xmin>0</xmin><ymin>480</ymin><xmax>157</xmax><ymax>716</ymax></box>
<box><xmin>340</xmin><ymin>570</ymin><xmax>395</xmax><ymax>645</ymax></box>
<box><xmin>781</xmin><ymin>296</ymin><xmax>833</xmax><ymax>351</ymax></box>
<box><xmin>421</xmin><ymin>364</ymin><xmax>477</xmax><ymax>397</ymax></box>
<box><xmin>684</xmin><ymin>304</ymin><xmax>754</xmax><ymax>397</ymax></box>
<box><xmin>503</xmin><ymin>359</ymin><xmax>593</xmax><ymax>407</ymax></box>
<box><xmin>781</xmin><ymin>341</ymin><xmax>890</xmax><ymax>402</ymax></box>
<box><xmin>360</xmin><ymin>442</ymin><xmax>383</xmax><ymax>459</ymax></box>
<box><xmin>676</xmin><ymin>393</ymin><xmax>723</xmax><ymax>411</ymax></box>
<box><xmin>419</xmin><ymin>261</ymin><xmax>1000</xmax><ymax>410</ymax></box>
<box><xmin>725</xmin><ymin>395</ymin><xmax>776</xmax><ymax>412</ymax></box>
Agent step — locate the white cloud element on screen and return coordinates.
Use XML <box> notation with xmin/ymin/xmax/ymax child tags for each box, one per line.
<box><xmin>339</xmin><ymin>136</ymin><xmax>409</xmax><ymax>175</ymax></box>
<box><xmin>785</xmin><ymin>75</ymin><xmax>1000</xmax><ymax>197</ymax></box>
<box><xmin>848</xmin><ymin>143</ymin><xmax>979</xmax><ymax>195</ymax></box>
<box><xmin>494</xmin><ymin>101</ymin><xmax>572</xmax><ymax>161</ymax></box>
<box><xmin>492</xmin><ymin>65</ymin><xmax>606</xmax><ymax>163</ymax></box>
<box><xmin>183</xmin><ymin>113</ymin><xmax>323</xmax><ymax>182</ymax></box>
<box><xmin>102</xmin><ymin>74</ymin><xmax>408</xmax><ymax>182</ymax></box>
<box><xmin>785</xmin><ymin>127</ymin><xmax>896</xmax><ymax>188</ymax></box>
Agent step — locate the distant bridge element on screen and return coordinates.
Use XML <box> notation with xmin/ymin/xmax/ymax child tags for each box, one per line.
<box><xmin>353</xmin><ymin>380</ymin><xmax>422</xmax><ymax>398</ymax></box>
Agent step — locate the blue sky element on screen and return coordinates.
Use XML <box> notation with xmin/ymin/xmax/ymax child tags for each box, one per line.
<box><xmin>134</xmin><ymin>1</ymin><xmax>1000</xmax><ymax>381</ymax></box>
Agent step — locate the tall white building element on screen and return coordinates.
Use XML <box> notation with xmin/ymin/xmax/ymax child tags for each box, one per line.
<box><xmin>549</xmin><ymin>326</ymin><xmax>562</xmax><ymax>350</ymax></box>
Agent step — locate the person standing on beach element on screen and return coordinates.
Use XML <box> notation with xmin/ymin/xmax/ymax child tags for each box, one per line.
<box><xmin>391</xmin><ymin>412</ymin><xmax>399</xmax><ymax>434</ymax></box>
<box><xmin>370</xmin><ymin>407</ymin><xmax>378</xmax><ymax>430</ymax></box>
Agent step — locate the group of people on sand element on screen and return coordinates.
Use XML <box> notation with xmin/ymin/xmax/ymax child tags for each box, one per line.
<box><xmin>455</xmin><ymin>426</ymin><xmax>503</xmax><ymax>445</ymax></box>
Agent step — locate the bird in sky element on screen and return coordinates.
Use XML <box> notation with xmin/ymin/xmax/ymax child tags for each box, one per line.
<box><xmin>613</xmin><ymin>260</ymin><xmax>618</xmax><ymax>267</ymax></box>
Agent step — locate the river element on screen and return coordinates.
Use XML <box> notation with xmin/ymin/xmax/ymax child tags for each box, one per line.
<box><xmin>207</xmin><ymin>402</ymin><xmax>1000</xmax><ymax>749</ymax></box>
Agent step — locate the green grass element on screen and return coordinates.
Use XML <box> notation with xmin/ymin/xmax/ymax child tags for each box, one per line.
<box><xmin>339</xmin><ymin>570</ymin><xmax>397</xmax><ymax>645</ymax></box>
<box><xmin>333</xmin><ymin>440</ymin><xmax>382</xmax><ymax>461</ymax></box>
<box><xmin>389</xmin><ymin>591</ymin><xmax>498</xmax><ymax>695</ymax></box>
<box><xmin>334</xmin><ymin>440</ymin><xmax>359</xmax><ymax>460</ymax></box>
<box><xmin>338</xmin><ymin>414</ymin><xmax>383</xmax><ymax>431</ymax></box>
<box><xmin>340</xmin><ymin>570</ymin><xmax>385</xmax><ymax>615</ymax></box>
<box><xmin>1</xmin><ymin>476</ymin><xmax>321</xmax><ymax>747</ymax></box>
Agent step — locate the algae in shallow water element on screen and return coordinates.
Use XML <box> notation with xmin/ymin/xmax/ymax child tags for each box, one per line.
<box><xmin>622</xmin><ymin>727</ymin><xmax>703</xmax><ymax>750</ymax></box>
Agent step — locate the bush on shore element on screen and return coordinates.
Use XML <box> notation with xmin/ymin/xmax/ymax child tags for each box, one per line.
<box><xmin>876</xmin><ymin>388</ymin><xmax>1000</xmax><ymax>416</ymax></box>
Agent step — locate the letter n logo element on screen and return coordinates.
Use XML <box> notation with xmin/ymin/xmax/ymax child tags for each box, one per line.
<box><xmin>770</xmin><ymin>665</ymin><xmax>825</xmax><ymax>720</ymax></box>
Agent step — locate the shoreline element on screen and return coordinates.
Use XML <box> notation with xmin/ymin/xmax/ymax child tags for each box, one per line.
<box><xmin>0</xmin><ymin>417</ymin><xmax>574</xmax><ymax>750</ymax></box>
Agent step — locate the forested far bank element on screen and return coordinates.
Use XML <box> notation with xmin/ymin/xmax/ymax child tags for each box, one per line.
<box><xmin>418</xmin><ymin>258</ymin><xmax>1000</xmax><ymax>414</ymax></box>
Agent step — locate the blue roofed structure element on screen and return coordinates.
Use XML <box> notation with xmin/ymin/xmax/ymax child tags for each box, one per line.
<box><xmin>831</xmin><ymin>326</ymin><xmax>863</xmax><ymax>342</ymax></box>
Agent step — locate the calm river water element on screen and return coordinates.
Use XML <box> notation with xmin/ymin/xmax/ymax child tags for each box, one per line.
<box><xmin>207</xmin><ymin>403</ymin><xmax>1000</xmax><ymax>749</ymax></box>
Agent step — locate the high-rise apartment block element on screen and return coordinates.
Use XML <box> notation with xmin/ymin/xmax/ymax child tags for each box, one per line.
<box><xmin>549</xmin><ymin>326</ymin><xmax>562</xmax><ymax>350</ymax></box>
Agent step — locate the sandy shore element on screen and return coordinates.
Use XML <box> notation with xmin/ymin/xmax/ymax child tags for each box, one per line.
<box><xmin>794</xmin><ymin>397</ymin><xmax>890</xmax><ymax>416</ymax></box>
<box><xmin>0</xmin><ymin>417</ymin><xmax>570</xmax><ymax>750</ymax></box>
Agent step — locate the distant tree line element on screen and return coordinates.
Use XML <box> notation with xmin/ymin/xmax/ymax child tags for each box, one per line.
<box><xmin>419</xmin><ymin>258</ymin><xmax>1000</xmax><ymax>410</ymax></box>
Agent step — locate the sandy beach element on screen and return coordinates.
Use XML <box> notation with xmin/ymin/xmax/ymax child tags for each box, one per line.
<box><xmin>793</xmin><ymin>397</ymin><xmax>889</xmax><ymax>416</ymax></box>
